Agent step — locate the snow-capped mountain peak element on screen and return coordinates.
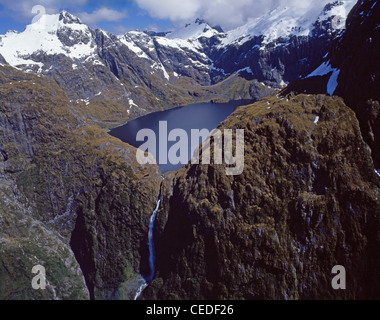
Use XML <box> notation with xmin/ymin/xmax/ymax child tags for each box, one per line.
<box><xmin>0</xmin><ymin>11</ymin><xmax>95</xmax><ymax>70</ymax></box>
<box><xmin>25</xmin><ymin>11</ymin><xmax>86</xmax><ymax>34</ymax></box>
<box><xmin>166</xmin><ymin>19</ymin><xmax>223</xmax><ymax>40</ymax></box>
<box><xmin>59</xmin><ymin>10</ymin><xmax>84</xmax><ymax>25</ymax></box>
<box><xmin>220</xmin><ymin>0</ymin><xmax>357</xmax><ymax>46</ymax></box>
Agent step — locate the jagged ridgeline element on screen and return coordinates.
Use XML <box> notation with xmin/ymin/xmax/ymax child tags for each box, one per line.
<box><xmin>0</xmin><ymin>66</ymin><xmax>161</xmax><ymax>299</ymax></box>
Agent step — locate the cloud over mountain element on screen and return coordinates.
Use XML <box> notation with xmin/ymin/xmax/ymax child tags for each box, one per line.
<box><xmin>78</xmin><ymin>7</ymin><xmax>128</xmax><ymax>26</ymax></box>
<box><xmin>0</xmin><ymin>0</ymin><xmax>88</xmax><ymax>21</ymax></box>
<box><xmin>135</xmin><ymin>0</ymin><xmax>339</xmax><ymax>30</ymax></box>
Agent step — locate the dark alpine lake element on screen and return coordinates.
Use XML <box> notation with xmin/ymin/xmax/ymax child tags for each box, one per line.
<box><xmin>109</xmin><ymin>101</ymin><xmax>251</xmax><ymax>173</ymax></box>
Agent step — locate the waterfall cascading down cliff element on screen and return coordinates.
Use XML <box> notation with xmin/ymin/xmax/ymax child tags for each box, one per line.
<box><xmin>134</xmin><ymin>198</ymin><xmax>161</xmax><ymax>300</ymax></box>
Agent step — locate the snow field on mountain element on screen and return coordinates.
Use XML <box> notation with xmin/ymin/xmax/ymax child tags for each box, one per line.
<box><xmin>0</xmin><ymin>13</ymin><xmax>95</xmax><ymax>69</ymax></box>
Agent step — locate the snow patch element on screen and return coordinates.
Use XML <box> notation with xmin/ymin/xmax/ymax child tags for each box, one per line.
<box><xmin>327</xmin><ymin>69</ymin><xmax>340</xmax><ymax>96</ymax></box>
<box><xmin>78</xmin><ymin>98</ymin><xmax>90</xmax><ymax>106</ymax></box>
<box><xmin>167</xmin><ymin>20</ymin><xmax>220</xmax><ymax>40</ymax></box>
<box><xmin>151</xmin><ymin>61</ymin><xmax>170</xmax><ymax>80</ymax></box>
<box><xmin>209</xmin><ymin>61</ymin><xmax>228</xmax><ymax>76</ymax></box>
<box><xmin>129</xmin><ymin>99</ymin><xmax>138</xmax><ymax>107</ymax></box>
<box><xmin>236</xmin><ymin>66</ymin><xmax>254</xmax><ymax>75</ymax></box>
<box><xmin>119</xmin><ymin>36</ymin><xmax>150</xmax><ymax>60</ymax></box>
<box><xmin>307</xmin><ymin>61</ymin><xmax>334</xmax><ymax>77</ymax></box>
<box><xmin>93</xmin><ymin>59</ymin><xmax>104</xmax><ymax>66</ymax></box>
<box><xmin>128</xmin><ymin>98</ymin><xmax>139</xmax><ymax>114</ymax></box>
<box><xmin>307</xmin><ymin>60</ymin><xmax>340</xmax><ymax>96</ymax></box>
<box><xmin>156</xmin><ymin>36</ymin><xmax>200</xmax><ymax>53</ymax></box>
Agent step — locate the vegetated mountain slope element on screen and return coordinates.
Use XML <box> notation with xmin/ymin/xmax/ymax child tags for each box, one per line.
<box><xmin>146</xmin><ymin>94</ymin><xmax>380</xmax><ymax>300</ymax></box>
<box><xmin>283</xmin><ymin>0</ymin><xmax>380</xmax><ymax>168</ymax></box>
<box><xmin>0</xmin><ymin>65</ymin><xmax>162</xmax><ymax>299</ymax></box>
<box><xmin>0</xmin><ymin>2</ymin><xmax>356</xmax><ymax>128</ymax></box>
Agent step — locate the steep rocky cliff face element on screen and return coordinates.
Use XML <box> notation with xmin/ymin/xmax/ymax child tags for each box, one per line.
<box><xmin>0</xmin><ymin>65</ymin><xmax>161</xmax><ymax>299</ymax></box>
<box><xmin>333</xmin><ymin>0</ymin><xmax>380</xmax><ymax>169</ymax></box>
<box><xmin>283</xmin><ymin>0</ymin><xmax>380</xmax><ymax>168</ymax></box>
<box><xmin>145</xmin><ymin>94</ymin><xmax>380</xmax><ymax>300</ymax></box>
<box><xmin>0</xmin><ymin>54</ymin><xmax>6</xmax><ymax>65</ymax></box>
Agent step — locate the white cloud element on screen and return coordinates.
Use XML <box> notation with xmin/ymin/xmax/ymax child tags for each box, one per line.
<box><xmin>113</xmin><ymin>25</ymin><xmax>134</xmax><ymax>35</ymax></box>
<box><xmin>78</xmin><ymin>7</ymin><xmax>128</xmax><ymax>26</ymax></box>
<box><xmin>0</xmin><ymin>0</ymin><xmax>127</xmax><ymax>28</ymax></box>
<box><xmin>0</xmin><ymin>0</ymin><xmax>89</xmax><ymax>22</ymax></box>
<box><xmin>135</xmin><ymin>0</ymin><xmax>202</xmax><ymax>21</ymax></box>
<box><xmin>135</xmin><ymin>0</ymin><xmax>336</xmax><ymax>30</ymax></box>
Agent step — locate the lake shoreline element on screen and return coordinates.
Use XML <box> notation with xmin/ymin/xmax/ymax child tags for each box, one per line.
<box><xmin>107</xmin><ymin>99</ymin><xmax>255</xmax><ymax>134</ymax></box>
<box><xmin>109</xmin><ymin>100</ymin><xmax>252</xmax><ymax>173</ymax></box>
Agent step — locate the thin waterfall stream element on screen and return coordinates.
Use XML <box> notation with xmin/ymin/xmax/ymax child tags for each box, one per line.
<box><xmin>134</xmin><ymin>198</ymin><xmax>161</xmax><ymax>300</ymax></box>
<box><xmin>147</xmin><ymin>198</ymin><xmax>161</xmax><ymax>283</ymax></box>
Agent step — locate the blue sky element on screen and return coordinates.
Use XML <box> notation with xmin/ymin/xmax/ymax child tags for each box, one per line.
<box><xmin>0</xmin><ymin>0</ymin><xmax>174</xmax><ymax>35</ymax></box>
<box><xmin>0</xmin><ymin>0</ymin><xmax>336</xmax><ymax>35</ymax></box>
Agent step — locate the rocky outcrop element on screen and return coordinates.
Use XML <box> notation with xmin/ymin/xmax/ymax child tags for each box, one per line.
<box><xmin>0</xmin><ymin>173</ymin><xmax>89</xmax><ymax>300</ymax></box>
<box><xmin>0</xmin><ymin>54</ymin><xmax>6</xmax><ymax>65</ymax></box>
<box><xmin>144</xmin><ymin>94</ymin><xmax>380</xmax><ymax>300</ymax></box>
